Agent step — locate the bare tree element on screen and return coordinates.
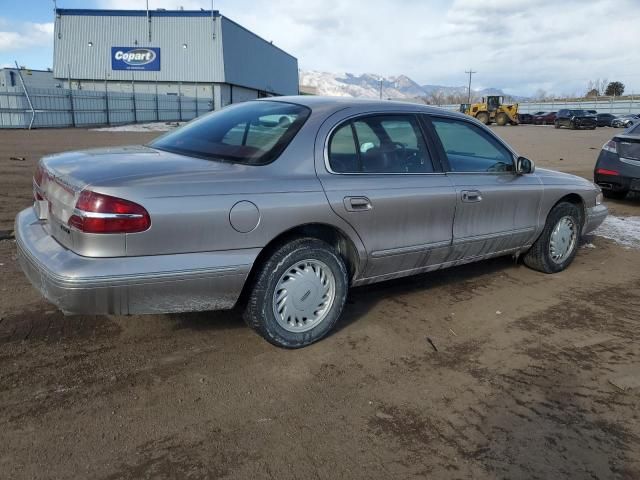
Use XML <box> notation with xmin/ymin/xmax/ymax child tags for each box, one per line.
<box><xmin>534</xmin><ymin>89</ymin><xmax>548</xmax><ymax>101</ymax></box>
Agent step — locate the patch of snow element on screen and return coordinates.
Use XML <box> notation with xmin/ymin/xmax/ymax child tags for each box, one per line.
<box><xmin>581</xmin><ymin>243</ymin><xmax>596</xmax><ymax>249</ymax></box>
<box><xmin>90</xmin><ymin>122</ymin><xmax>183</xmax><ymax>133</ymax></box>
<box><xmin>593</xmin><ymin>215</ymin><xmax>640</xmax><ymax>249</ymax></box>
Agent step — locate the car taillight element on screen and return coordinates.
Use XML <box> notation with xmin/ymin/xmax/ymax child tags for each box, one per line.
<box><xmin>68</xmin><ymin>190</ymin><xmax>151</xmax><ymax>234</ymax></box>
<box><xmin>595</xmin><ymin>168</ymin><xmax>619</xmax><ymax>176</ymax></box>
<box><xmin>602</xmin><ymin>140</ymin><xmax>617</xmax><ymax>154</ymax></box>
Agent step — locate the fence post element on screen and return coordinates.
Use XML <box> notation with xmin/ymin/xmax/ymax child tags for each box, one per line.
<box><xmin>14</xmin><ymin>61</ymin><xmax>36</xmax><ymax>129</ymax></box>
<box><xmin>155</xmin><ymin>79</ymin><xmax>159</xmax><ymax>122</ymax></box>
<box><xmin>104</xmin><ymin>79</ymin><xmax>110</xmax><ymax>125</ymax></box>
<box><xmin>178</xmin><ymin>82</ymin><xmax>183</xmax><ymax>121</ymax></box>
<box><xmin>195</xmin><ymin>82</ymin><xmax>199</xmax><ymax>118</ymax></box>
<box><xmin>67</xmin><ymin>65</ymin><xmax>75</xmax><ymax>128</ymax></box>
<box><xmin>131</xmin><ymin>75</ymin><xmax>137</xmax><ymax>123</ymax></box>
<box><xmin>68</xmin><ymin>86</ymin><xmax>76</xmax><ymax>128</ymax></box>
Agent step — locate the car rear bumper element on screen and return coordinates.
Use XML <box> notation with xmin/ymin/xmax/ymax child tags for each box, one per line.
<box><xmin>595</xmin><ymin>173</ymin><xmax>640</xmax><ymax>192</ymax></box>
<box><xmin>15</xmin><ymin>207</ymin><xmax>258</xmax><ymax>315</ymax></box>
<box><xmin>583</xmin><ymin>204</ymin><xmax>608</xmax><ymax>235</ymax></box>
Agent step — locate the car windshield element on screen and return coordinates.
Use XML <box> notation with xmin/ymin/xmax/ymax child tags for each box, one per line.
<box><xmin>150</xmin><ymin>101</ymin><xmax>311</xmax><ymax>165</ymax></box>
<box><xmin>569</xmin><ymin>110</ymin><xmax>587</xmax><ymax>115</ymax></box>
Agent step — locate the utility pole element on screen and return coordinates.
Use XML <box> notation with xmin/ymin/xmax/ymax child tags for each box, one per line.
<box><xmin>465</xmin><ymin>68</ymin><xmax>476</xmax><ymax>104</ymax></box>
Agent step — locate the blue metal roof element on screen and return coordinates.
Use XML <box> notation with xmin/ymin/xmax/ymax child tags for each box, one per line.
<box><xmin>55</xmin><ymin>8</ymin><xmax>220</xmax><ymax>18</ymax></box>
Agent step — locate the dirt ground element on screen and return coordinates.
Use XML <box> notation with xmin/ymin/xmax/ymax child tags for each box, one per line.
<box><xmin>0</xmin><ymin>125</ymin><xmax>638</xmax><ymax>479</ymax></box>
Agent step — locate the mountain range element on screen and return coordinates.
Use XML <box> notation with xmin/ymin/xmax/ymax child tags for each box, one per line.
<box><xmin>299</xmin><ymin>70</ymin><xmax>521</xmax><ymax>101</ymax></box>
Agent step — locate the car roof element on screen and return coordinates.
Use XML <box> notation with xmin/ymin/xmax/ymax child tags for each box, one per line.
<box><xmin>263</xmin><ymin>95</ymin><xmax>467</xmax><ymax>118</ymax></box>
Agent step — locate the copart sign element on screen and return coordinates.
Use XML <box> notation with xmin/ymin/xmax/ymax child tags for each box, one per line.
<box><xmin>111</xmin><ymin>47</ymin><xmax>161</xmax><ymax>71</ymax></box>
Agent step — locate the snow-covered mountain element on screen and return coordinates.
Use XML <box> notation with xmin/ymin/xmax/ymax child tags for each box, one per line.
<box><xmin>299</xmin><ymin>70</ymin><xmax>515</xmax><ymax>101</ymax></box>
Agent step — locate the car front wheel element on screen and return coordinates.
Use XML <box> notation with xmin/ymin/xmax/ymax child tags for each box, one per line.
<box><xmin>524</xmin><ymin>202</ymin><xmax>581</xmax><ymax>273</ymax></box>
<box><xmin>244</xmin><ymin>238</ymin><xmax>349</xmax><ymax>348</ymax></box>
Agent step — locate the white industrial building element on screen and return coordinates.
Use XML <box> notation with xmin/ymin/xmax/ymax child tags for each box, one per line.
<box><xmin>53</xmin><ymin>8</ymin><xmax>299</xmax><ymax>109</ymax></box>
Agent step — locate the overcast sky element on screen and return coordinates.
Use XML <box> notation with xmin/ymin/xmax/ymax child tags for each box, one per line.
<box><xmin>1</xmin><ymin>0</ymin><xmax>639</xmax><ymax>96</ymax></box>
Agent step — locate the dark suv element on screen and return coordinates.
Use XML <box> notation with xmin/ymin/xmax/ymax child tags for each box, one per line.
<box><xmin>555</xmin><ymin>109</ymin><xmax>597</xmax><ymax>130</ymax></box>
<box><xmin>594</xmin><ymin>122</ymin><xmax>640</xmax><ymax>199</ymax></box>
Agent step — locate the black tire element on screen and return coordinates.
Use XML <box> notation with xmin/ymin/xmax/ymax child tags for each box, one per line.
<box><xmin>523</xmin><ymin>202</ymin><xmax>582</xmax><ymax>274</ymax></box>
<box><xmin>496</xmin><ymin>112</ymin><xmax>508</xmax><ymax>126</ymax></box>
<box><xmin>476</xmin><ymin>112</ymin><xmax>490</xmax><ymax>125</ymax></box>
<box><xmin>570</xmin><ymin>121</ymin><xmax>576</xmax><ymax>130</ymax></box>
<box><xmin>602</xmin><ymin>189</ymin><xmax>628</xmax><ymax>200</ymax></box>
<box><xmin>243</xmin><ymin>238</ymin><xmax>349</xmax><ymax>348</ymax></box>
<box><xmin>589</xmin><ymin>126</ymin><xmax>596</xmax><ymax>130</ymax></box>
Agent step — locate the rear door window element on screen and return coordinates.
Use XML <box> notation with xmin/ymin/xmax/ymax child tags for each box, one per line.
<box><xmin>430</xmin><ymin>117</ymin><xmax>514</xmax><ymax>173</ymax></box>
<box><xmin>328</xmin><ymin>115</ymin><xmax>434</xmax><ymax>173</ymax></box>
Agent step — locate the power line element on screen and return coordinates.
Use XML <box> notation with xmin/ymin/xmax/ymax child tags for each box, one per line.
<box><xmin>465</xmin><ymin>68</ymin><xmax>476</xmax><ymax>104</ymax></box>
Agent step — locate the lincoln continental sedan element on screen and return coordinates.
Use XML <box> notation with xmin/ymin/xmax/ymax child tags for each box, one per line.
<box><xmin>16</xmin><ymin>97</ymin><xmax>608</xmax><ymax>348</ymax></box>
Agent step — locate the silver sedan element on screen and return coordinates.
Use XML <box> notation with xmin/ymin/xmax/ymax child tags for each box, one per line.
<box><xmin>16</xmin><ymin>97</ymin><xmax>608</xmax><ymax>348</ymax></box>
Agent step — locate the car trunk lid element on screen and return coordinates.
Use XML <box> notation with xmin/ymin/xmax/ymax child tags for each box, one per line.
<box><xmin>35</xmin><ymin>145</ymin><xmax>226</xmax><ymax>255</ymax></box>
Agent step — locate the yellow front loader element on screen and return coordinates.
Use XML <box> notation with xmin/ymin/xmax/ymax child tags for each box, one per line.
<box><xmin>465</xmin><ymin>96</ymin><xmax>519</xmax><ymax>126</ymax></box>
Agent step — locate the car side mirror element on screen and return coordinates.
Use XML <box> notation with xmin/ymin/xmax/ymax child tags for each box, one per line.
<box><xmin>516</xmin><ymin>156</ymin><xmax>535</xmax><ymax>174</ymax></box>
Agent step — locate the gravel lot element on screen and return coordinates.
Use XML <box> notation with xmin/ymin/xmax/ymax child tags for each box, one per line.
<box><xmin>0</xmin><ymin>124</ymin><xmax>638</xmax><ymax>479</ymax></box>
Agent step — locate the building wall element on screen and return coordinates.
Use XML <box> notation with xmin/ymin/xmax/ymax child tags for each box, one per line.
<box><xmin>53</xmin><ymin>9</ymin><xmax>299</xmax><ymax>96</ymax></box>
<box><xmin>53</xmin><ymin>10</ymin><xmax>224</xmax><ymax>83</ymax></box>
<box><xmin>0</xmin><ymin>69</ymin><xmax>60</xmax><ymax>89</ymax></box>
<box><xmin>220</xmin><ymin>17</ymin><xmax>299</xmax><ymax>95</ymax></box>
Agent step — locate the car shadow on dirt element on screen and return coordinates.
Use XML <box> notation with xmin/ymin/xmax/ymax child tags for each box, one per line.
<box><xmin>334</xmin><ymin>255</ymin><xmax>519</xmax><ymax>335</ymax></box>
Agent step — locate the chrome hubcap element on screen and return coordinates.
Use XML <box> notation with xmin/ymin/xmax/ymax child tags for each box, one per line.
<box><xmin>549</xmin><ymin>216</ymin><xmax>577</xmax><ymax>264</ymax></box>
<box><xmin>272</xmin><ymin>259</ymin><xmax>336</xmax><ymax>333</ymax></box>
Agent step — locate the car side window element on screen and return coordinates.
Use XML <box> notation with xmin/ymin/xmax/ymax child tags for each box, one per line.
<box><xmin>328</xmin><ymin>123</ymin><xmax>359</xmax><ymax>173</ymax></box>
<box><xmin>430</xmin><ymin>117</ymin><xmax>514</xmax><ymax>173</ymax></box>
<box><xmin>328</xmin><ymin>115</ymin><xmax>434</xmax><ymax>173</ymax></box>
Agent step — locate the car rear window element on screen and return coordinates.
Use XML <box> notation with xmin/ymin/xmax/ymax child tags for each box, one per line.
<box><xmin>628</xmin><ymin>123</ymin><xmax>640</xmax><ymax>134</ymax></box>
<box><xmin>150</xmin><ymin>101</ymin><xmax>310</xmax><ymax>165</ymax></box>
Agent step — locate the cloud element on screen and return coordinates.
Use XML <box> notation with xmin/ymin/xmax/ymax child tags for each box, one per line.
<box><xmin>98</xmin><ymin>0</ymin><xmax>212</xmax><ymax>9</ymax></box>
<box><xmin>0</xmin><ymin>20</ymin><xmax>54</xmax><ymax>52</ymax></box>
<box><xmin>220</xmin><ymin>0</ymin><xmax>640</xmax><ymax>96</ymax></box>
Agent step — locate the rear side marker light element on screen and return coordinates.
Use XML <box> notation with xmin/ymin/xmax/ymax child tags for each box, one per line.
<box><xmin>33</xmin><ymin>163</ymin><xmax>47</xmax><ymax>202</ymax></box>
<box><xmin>595</xmin><ymin>168</ymin><xmax>619</xmax><ymax>176</ymax></box>
<box><xmin>68</xmin><ymin>190</ymin><xmax>151</xmax><ymax>234</ymax></box>
<box><xmin>602</xmin><ymin>140</ymin><xmax>617</xmax><ymax>153</ymax></box>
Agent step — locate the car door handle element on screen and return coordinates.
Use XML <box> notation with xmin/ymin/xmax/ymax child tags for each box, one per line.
<box><xmin>461</xmin><ymin>190</ymin><xmax>482</xmax><ymax>202</ymax></box>
<box><xmin>344</xmin><ymin>196</ymin><xmax>372</xmax><ymax>212</ymax></box>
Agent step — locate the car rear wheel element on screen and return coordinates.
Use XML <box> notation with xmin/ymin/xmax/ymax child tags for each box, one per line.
<box><xmin>244</xmin><ymin>238</ymin><xmax>349</xmax><ymax>348</ymax></box>
<box><xmin>476</xmin><ymin>112</ymin><xmax>490</xmax><ymax>125</ymax></box>
<box><xmin>602</xmin><ymin>189</ymin><xmax>628</xmax><ymax>200</ymax></box>
<box><xmin>523</xmin><ymin>202</ymin><xmax>581</xmax><ymax>274</ymax></box>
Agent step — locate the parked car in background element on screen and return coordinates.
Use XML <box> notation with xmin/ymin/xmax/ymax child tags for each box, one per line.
<box><xmin>586</xmin><ymin>110</ymin><xmax>598</xmax><ymax>115</ymax></box>
<box><xmin>612</xmin><ymin>114</ymin><xmax>640</xmax><ymax>128</ymax></box>
<box><xmin>554</xmin><ymin>109</ymin><xmax>597</xmax><ymax>130</ymax></box>
<box><xmin>594</xmin><ymin>121</ymin><xmax>640</xmax><ymax>199</ymax></box>
<box><xmin>15</xmin><ymin>97</ymin><xmax>607</xmax><ymax>348</ymax></box>
<box><xmin>597</xmin><ymin>113</ymin><xmax>617</xmax><ymax>127</ymax></box>
<box><xmin>532</xmin><ymin>111</ymin><xmax>546</xmax><ymax>116</ymax></box>
<box><xmin>518</xmin><ymin>113</ymin><xmax>533</xmax><ymax>124</ymax></box>
<box><xmin>533</xmin><ymin>112</ymin><xmax>557</xmax><ymax>125</ymax></box>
